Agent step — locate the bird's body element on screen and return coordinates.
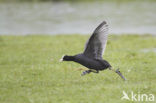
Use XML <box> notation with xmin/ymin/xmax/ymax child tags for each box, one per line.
<box><xmin>65</xmin><ymin>53</ymin><xmax>111</xmax><ymax>71</ymax></box>
<box><xmin>75</xmin><ymin>54</ymin><xmax>111</xmax><ymax>70</ymax></box>
<box><xmin>60</xmin><ymin>21</ymin><xmax>126</xmax><ymax>80</ymax></box>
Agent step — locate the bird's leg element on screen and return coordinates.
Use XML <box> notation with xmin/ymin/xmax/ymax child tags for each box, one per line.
<box><xmin>81</xmin><ymin>69</ymin><xmax>99</xmax><ymax>76</ymax></box>
<box><xmin>90</xmin><ymin>69</ymin><xmax>99</xmax><ymax>73</ymax></box>
<box><xmin>109</xmin><ymin>67</ymin><xmax>127</xmax><ymax>81</ymax></box>
<box><xmin>81</xmin><ymin>70</ymin><xmax>92</xmax><ymax>76</ymax></box>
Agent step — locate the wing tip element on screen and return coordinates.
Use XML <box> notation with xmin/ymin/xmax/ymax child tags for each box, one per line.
<box><xmin>94</xmin><ymin>20</ymin><xmax>108</xmax><ymax>33</ymax></box>
<box><xmin>102</xmin><ymin>21</ymin><xmax>107</xmax><ymax>25</ymax></box>
<box><xmin>101</xmin><ymin>21</ymin><xmax>108</xmax><ymax>27</ymax></box>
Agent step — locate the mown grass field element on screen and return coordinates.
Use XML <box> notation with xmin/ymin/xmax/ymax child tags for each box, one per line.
<box><xmin>0</xmin><ymin>34</ymin><xmax>156</xmax><ymax>103</ymax></box>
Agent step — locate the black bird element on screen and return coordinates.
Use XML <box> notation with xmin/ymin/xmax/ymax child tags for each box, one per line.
<box><xmin>60</xmin><ymin>21</ymin><xmax>126</xmax><ymax>80</ymax></box>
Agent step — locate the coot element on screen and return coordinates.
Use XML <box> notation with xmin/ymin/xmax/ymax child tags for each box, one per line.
<box><xmin>60</xmin><ymin>21</ymin><xmax>126</xmax><ymax>80</ymax></box>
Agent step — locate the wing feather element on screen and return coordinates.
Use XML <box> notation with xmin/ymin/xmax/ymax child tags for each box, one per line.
<box><xmin>83</xmin><ymin>21</ymin><xmax>109</xmax><ymax>59</ymax></box>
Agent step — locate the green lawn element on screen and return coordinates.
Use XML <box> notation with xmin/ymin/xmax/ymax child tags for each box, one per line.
<box><xmin>0</xmin><ymin>34</ymin><xmax>156</xmax><ymax>103</ymax></box>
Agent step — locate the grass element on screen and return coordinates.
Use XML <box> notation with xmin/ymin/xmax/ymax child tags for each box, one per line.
<box><xmin>0</xmin><ymin>34</ymin><xmax>156</xmax><ymax>103</ymax></box>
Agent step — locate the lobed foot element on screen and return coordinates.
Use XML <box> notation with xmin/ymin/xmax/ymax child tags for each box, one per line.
<box><xmin>81</xmin><ymin>70</ymin><xmax>91</xmax><ymax>76</ymax></box>
<box><xmin>81</xmin><ymin>69</ymin><xmax>99</xmax><ymax>76</ymax></box>
<box><xmin>115</xmin><ymin>68</ymin><xmax>127</xmax><ymax>81</ymax></box>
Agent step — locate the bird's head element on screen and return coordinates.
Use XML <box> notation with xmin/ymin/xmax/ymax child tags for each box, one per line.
<box><xmin>59</xmin><ymin>55</ymin><xmax>74</xmax><ymax>62</ymax></box>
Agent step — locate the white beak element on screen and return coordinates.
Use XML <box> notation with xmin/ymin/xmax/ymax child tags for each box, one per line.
<box><xmin>59</xmin><ymin>55</ymin><xmax>65</xmax><ymax>62</ymax></box>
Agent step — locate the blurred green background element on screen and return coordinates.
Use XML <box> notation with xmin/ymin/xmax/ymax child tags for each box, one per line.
<box><xmin>0</xmin><ymin>0</ymin><xmax>156</xmax><ymax>103</ymax></box>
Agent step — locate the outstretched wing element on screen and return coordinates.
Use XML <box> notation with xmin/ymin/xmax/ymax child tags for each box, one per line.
<box><xmin>83</xmin><ymin>21</ymin><xmax>109</xmax><ymax>59</ymax></box>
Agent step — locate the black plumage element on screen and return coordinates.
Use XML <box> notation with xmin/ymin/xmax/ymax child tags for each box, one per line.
<box><xmin>60</xmin><ymin>21</ymin><xmax>126</xmax><ymax>80</ymax></box>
